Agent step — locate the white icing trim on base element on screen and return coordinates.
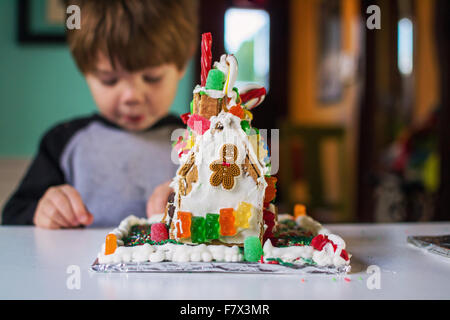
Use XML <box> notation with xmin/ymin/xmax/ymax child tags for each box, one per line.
<box><xmin>97</xmin><ymin>214</ymin><xmax>351</xmax><ymax>268</ymax></box>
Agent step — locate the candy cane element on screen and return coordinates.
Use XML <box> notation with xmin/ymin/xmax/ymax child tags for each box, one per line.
<box><xmin>239</xmin><ymin>84</ymin><xmax>267</xmax><ymax>110</ymax></box>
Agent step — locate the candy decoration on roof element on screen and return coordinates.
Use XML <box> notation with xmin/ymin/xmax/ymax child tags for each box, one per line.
<box><xmin>201</xmin><ymin>32</ymin><xmax>212</xmax><ymax>87</ymax></box>
<box><xmin>229</xmin><ymin>105</ymin><xmax>245</xmax><ymax>119</ymax></box>
<box><xmin>205</xmin><ymin>69</ymin><xmax>226</xmax><ymax>90</ymax></box>
<box><xmin>187</xmin><ymin>113</ymin><xmax>211</xmax><ymax>135</ymax></box>
<box><xmin>239</xmin><ymin>84</ymin><xmax>267</xmax><ymax>110</ymax></box>
<box><xmin>180</xmin><ymin>112</ymin><xmax>190</xmax><ymax>124</ymax></box>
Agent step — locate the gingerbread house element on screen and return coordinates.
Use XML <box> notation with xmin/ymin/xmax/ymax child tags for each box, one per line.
<box><xmin>162</xmin><ymin>34</ymin><xmax>277</xmax><ymax>246</ymax></box>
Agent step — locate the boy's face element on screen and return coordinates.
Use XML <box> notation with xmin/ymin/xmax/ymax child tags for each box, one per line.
<box><xmin>85</xmin><ymin>53</ymin><xmax>185</xmax><ymax>131</ymax></box>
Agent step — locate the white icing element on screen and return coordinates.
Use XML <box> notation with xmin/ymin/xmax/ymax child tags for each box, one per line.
<box><xmin>97</xmin><ymin>213</ymin><xmax>350</xmax><ymax>268</ymax></box>
<box><xmin>193</xmin><ymin>85</ymin><xmax>225</xmax><ymax>99</ymax></box>
<box><xmin>263</xmin><ymin>239</ymin><xmax>315</xmax><ymax>264</ymax></box>
<box><xmin>296</xmin><ymin>215</ymin><xmax>329</xmax><ymax>235</ymax></box>
<box><xmin>97</xmin><ymin>241</ymin><xmax>243</xmax><ymax>264</ymax></box>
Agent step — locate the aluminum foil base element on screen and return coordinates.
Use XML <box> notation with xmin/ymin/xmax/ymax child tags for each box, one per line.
<box><xmin>407</xmin><ymin>235</ymin><xmax>450</xmax><ymax>258</ymax></box>
<box><xmin>90</xmin><ymin>258</ymin><xmax>351</xmax><ymax>274</ymax></box>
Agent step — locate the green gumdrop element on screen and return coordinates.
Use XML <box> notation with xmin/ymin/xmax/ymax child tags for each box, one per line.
<box><xmin>244</xmin><ymin>236</ymin><xmax>263</xmax><ymax>262</ymax></box>
<box><xmin>205</xmin><ymin>213</ymin><xmax>220</xmax><ymax>240</ymax></box>
<box><xmin>205</xmin><ymin>69</ymin><xmax>225</xmax><ymax>90</ymax></box>
<box><xmin>190</xmin><ymin>100</ymin><xmax>193</xmax><ymax>113</ymax></box>
<box><xmin>191</xmin><ymin>217</ymin><xmax>206</xmax><ymax>243</ymax></box>
<box><xmin>240</xmin><ymin>120</ymin><xmax>251</xmax><ymax>134</ymax></box>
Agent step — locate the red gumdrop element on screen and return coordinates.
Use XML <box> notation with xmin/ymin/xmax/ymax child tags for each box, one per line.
<box><xmin>340</xmin><ymin>249</ymin><xmax>349</xmax><ymax>261</ymax></box>
<box><xmin>310</xmin><ymin>234</ymin><xmax>329</xmax><ymax>251</ymax></box>
<box><xmin>263</xmin><ymin>210</ymin><xmax>275</xmax><ymax>235</ymax></box>
<box><xmin>263</xmin><ymin>210</ymin><xmax>276</xmax><ymax>245</ymax></box>
<box><xmin>180</xmin><ymin>112</ymin><xmax>191</xmax><ymax>124</ymax></box>
<box><xmin>151</xmin><ymin>223</ymin><xmax>169</xmax><ymax>242</ymax></box>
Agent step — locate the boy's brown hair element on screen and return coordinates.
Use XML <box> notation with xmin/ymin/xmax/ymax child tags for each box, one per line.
<box><xmin>66</xmin><ymin>0</ymin><xmax>199</xmax><ymax>73</ymax></box>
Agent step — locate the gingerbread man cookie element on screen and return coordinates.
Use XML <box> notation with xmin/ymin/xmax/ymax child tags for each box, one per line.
<box><xmin>209</xmin><ymin>144</ymin><xmax>241</xmax><ymax>190</ymax></box>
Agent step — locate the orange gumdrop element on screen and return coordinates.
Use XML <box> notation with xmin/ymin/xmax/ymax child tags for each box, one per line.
<box><xmin>177</xmin><ymin>211</ymin><xmax>192</xmax><ymax>238</ymax></box>
<box><xmin>219</xmin><ymin>208</ymin><xmax>236</xmax><ymax>236</ymax></box>
<box><xmin>294</xmin><ymin>204</ymin><xmax>307</xmax><ymax>218</ymax></box>
<box><xmin>264</xmin><ymin>176</ymin><xmax>277</xmax><ymax>203</ymax></box>
<box><xmin>105</xmin><ymin>234</ymin><xmax>117</xmax><ymax>255</ymax></box>
<box><xmin>229</xmin><ymin>105</ymin><xmax>245</xmax><ymax>119</ymax></box>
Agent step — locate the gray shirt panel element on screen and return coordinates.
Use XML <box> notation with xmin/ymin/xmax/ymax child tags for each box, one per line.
<box><xmin>60</xmin><ymin>121</ymin><xmax>179</xmax><ymax>227</ymax></box>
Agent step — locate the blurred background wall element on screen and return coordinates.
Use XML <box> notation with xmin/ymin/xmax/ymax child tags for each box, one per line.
<box><xmin>198</xmin><ymin>0</ymin><xmax>447</xmax><ymax>223</ymax></box>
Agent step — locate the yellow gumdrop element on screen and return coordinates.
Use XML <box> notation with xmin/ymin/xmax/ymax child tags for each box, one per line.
<box><xmin>235</xmin><ymin>202</ymin><xmax>253</xmax><ymax>228</ymax></box>
<box><xmin>105</xmin><ymin>234</ymin><xmax>117</xmax><ymax>255</ymax></box>
<box><xmin>294</xmin><ymin>204</ymin><xmax>307</xmax><ymax>218</ymax></box>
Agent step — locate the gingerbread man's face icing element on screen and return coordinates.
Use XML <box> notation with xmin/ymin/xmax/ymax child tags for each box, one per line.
<box><xmin>209</xmin><ymin>144</ymin><xmax>241</xmax><ymax>190</ymax></box>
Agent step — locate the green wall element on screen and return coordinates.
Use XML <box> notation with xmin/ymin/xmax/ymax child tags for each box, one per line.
<box><xmin>0</xmin><ymin>0</ymin><xmax>193</xmax><ymax>156</ymax></box>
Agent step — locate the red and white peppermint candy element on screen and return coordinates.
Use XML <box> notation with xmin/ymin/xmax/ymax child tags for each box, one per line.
<box><xmin>239</xmin><ymin>84</ymin><xmax>267</xmax><ymax>110</ymax></box>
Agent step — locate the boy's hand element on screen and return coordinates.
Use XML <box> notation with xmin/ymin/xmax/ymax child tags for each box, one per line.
<box><xmin>146</xmin><ymin>181</ymin><xmax>173</xmax><ymax>218</ymax></box>
<box><xmin>33</xmin><ymin>185</ymin><xmax>94</xmax><ymax>229</ymax></box>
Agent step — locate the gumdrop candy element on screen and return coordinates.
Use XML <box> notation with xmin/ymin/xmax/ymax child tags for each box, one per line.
<box><xmin>235</xmin><ymin>202</ymin><xmax>252</xmax><ymax>228</ymax></box>
<box><xmin>263</xmin><ymin>209</ymin><xmax>275</xmax><ymax>239</ymax></box>
<box><xmin>264</xmin><ymin>176</ymin><xmax>277</xmax><ymax>205</ymax></box>
<box><xmin>294</xmin><ymin>204</ymin><xmax>307</xmax><ymax>218</ymax></box>
<box><xmin>229</xmin><ymin>105</ymin><xmax>245</xmax><ymax>119</ymax></box>
<box><xmin>180</xmin><ymin>112</ymin><xmax>190</xmax><ymax>124</ymax></box>
<box><xmin>340</xmin><ymin>249</ymin><xmax>349</xmax><ymax>261</ymax></box>
<box><xmin>191</xmin><ymin>217</ymin><xmax>206</xmax><ymax>243</ymax></box>
<box><xmin>105</xmin><ymin>234</ymin><xmax>117</xmax><ymax>255</ymax></box>
<box><xmin>176</xmin><ymin>211</ymin><xmax>192</xmax><ymax>238</ymax></box>
<box><xmin>240</xmin><ymin>120</ymin><xmax>251</xmax><ymax>134</ymax></box>
<box><xmin>187</xmin><ymin>113</ymin><xmax>211</xmax><ymax>135</ymax></box>
<box><xmin>219</xmin><ymin>208</ymin><xmax>236</xmax><ymax>236</ymax></box>
<box><xmin>205</xmin><ymin>213</ymin><xmax>220</xmax><ymax>240</ymax></box>
<box><xmin>244</xmin><ymin>236</ymin><xmax>263</xmax><ymax>262</ymax></box>
<box><xmin>310</xmin><ymin>234</ymin><xmax>329</xmax><ymax>251</ymax></box>
<box><xmin>150</xmin><ymin>223</ymin><xmax>169</xmax><ymax>242</ymax></box>
<box><xmin>205</xmin><ymin>69</ymin><xmax>226</xmax><ymax>90</ymax></box>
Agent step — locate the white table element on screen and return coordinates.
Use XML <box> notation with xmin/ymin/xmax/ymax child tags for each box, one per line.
<box><xmin>0</xmin><ymin>222</ymin><xmax>449</xmax><ymax>300</ymax></box>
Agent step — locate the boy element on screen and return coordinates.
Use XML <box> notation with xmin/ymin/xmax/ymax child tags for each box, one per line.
<box><xmin>1</xmin><ymin>0</ymin><xmax>198</xmax><ymax>228</ymax></box>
